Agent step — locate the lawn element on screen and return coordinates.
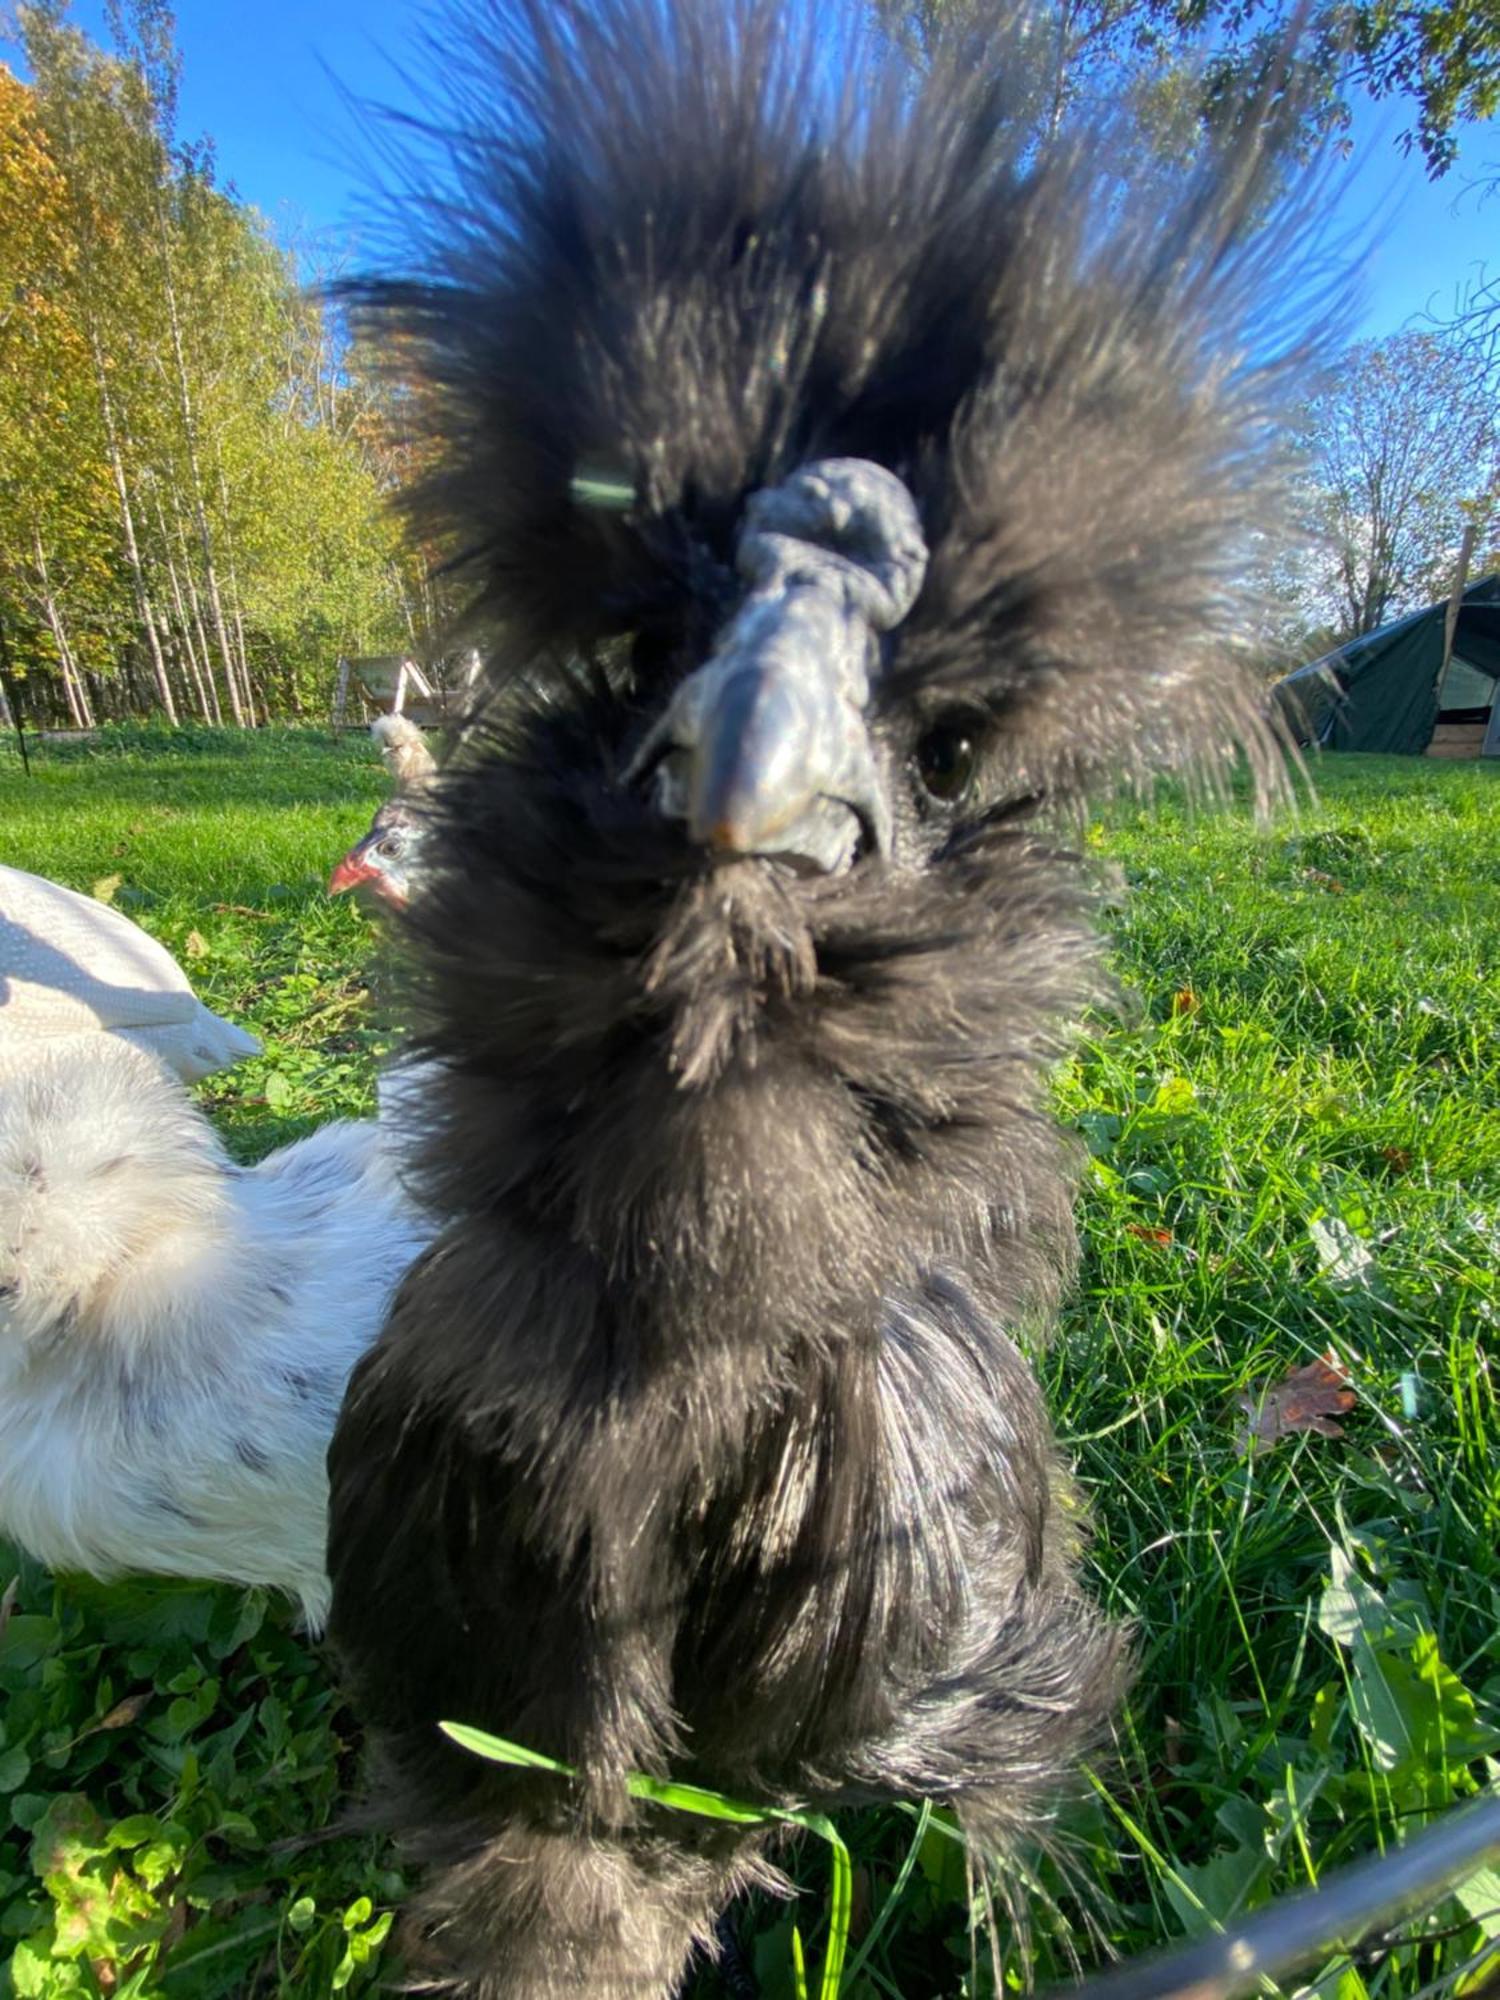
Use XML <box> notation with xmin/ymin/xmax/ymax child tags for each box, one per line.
<box><xmin>1</xmin><ymin>727</ymin><xmax>1496</xmax><ymax>2000</ymax></box>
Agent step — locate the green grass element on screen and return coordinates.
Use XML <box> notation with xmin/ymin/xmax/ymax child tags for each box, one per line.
<box><xmin>1</xmin><ymin>728</ymin><xmax>1496</xmax><ymax>1999</ymax></box>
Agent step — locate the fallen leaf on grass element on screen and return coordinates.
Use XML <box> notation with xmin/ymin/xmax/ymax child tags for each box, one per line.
<box><xmin>1236</xmin><ymin>1352</ymin><xmax>1356</xmax><ymax>1456</ymax></box>
<box><xmin>1380</xmin><ymin>1145</ymin><xmax>1413</xmax><ymax>1174</ymax></box>
<box><xmin>1301</xmin><ymin>868</ymin><xmax>1346</xmax><ymax>893</ymax></box>
<box><xmin>1127</xmin><ymin>1224</ymin><xmax>1174</xmax><ymax>1248</ymax></box>
<box><xmin>1172</xmin><ymin>988</ymin><xmax>1201</xmax><ymax>1017</ymax></box>
<box><xmin>91</xmin><ymin>872</ymin><xmax>123</xmax><ymax>905</ymax></box>
<box><xmin>183</xmin><ymin>929</ymin><xmax>208</xmax><ymax>959</ymax></box>
<box><xmin>97</xmin><ymin>1691</ymin><xmax>152</xmax><ymax>1731</ymax></box>
<box><xmin>1309</xmin><ymin>1214</ymin><xmax>1375</xmax><ymax>1287</ymax></box>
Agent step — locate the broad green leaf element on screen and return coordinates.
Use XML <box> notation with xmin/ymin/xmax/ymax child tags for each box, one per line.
<box><xmin>1452</xmin><ymin>1864</ymin><xmax>1500</xmax><ymax>1944</ymax></box>
<box><xmin>1319</xmin><ymin>1546</ymin><xmax>1399</xmax><ymax>1652</ymax></box>
<box><xmin>0</xmin><ymin>1616</ymin><xmax>61</xmax><ymax>1672</ymax></box>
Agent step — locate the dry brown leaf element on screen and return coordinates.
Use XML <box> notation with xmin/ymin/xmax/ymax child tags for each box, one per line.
<box><xmin>1236</xmin><ymin>1351</ymin><xmax>1356</xmax><ymax>1455</ymax></box>
<box><xmin>1171</xmin><ymin>988</ymin><xmax>1201</xmax><ymax>1016</ymax></box>
<box><xmin>1302</xmin><ymin>868</ymin><xmax>1346</xmax><ymax>894</ymax></box>
<box><xmin>1127</xmin><ymin>1224</ymin><xmax>1174</xmax><ymax>1248</ymax></box>
<box><xmin>97</xmin><ymin>1691</ymin><xmax>152</xmax><ymax>1731</ymax></box>
<box><xmin>1380</xmin><ymin>1145</ymin><xmax>1413</xmax><ymax>1174</ymax></box>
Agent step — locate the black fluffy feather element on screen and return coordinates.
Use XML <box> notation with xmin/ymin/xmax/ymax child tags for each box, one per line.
<box><xmin>326</xmin><ymin>2</ymin><xmax>1322</xmax><ymax>1991</ymax></box>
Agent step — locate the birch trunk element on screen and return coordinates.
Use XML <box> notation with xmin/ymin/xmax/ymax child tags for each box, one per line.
<box><xmin>171</xmin><ymin>612</ymin><xmax>214</xmax><ymax>723</ymax></box>
<box><xmin>154</xmin><ymin>203</ymin><xmax>242</xmax><ymax>709</ymax></box>
<box><xmin>31</xmin><ymin>529</ymin><xmax>95</xmax><ymax>727</ymax></box>
<box><xmin>88</xmin><ymin>330</ymin><xmax>176</xmax><ymax>721</ymax></box>
<box><xmin>155</xmin><ymin>489</ymin><xmax>221</xmax><ymax>722</ymax></box>
<box><xmin>213</xmin><ymin>455</ymin><xmax>257</xmax><ymax>724</ymax></box>
<box><xmin>173</xmin><ymin>501</ymin><xmax>241</xmax><ymax>725</ymax></box>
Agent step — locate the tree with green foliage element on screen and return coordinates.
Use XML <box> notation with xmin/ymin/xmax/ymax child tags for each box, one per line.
<box><xmin>1300</xmin><ymin>328</ymin><xmax>1498</xmax><ymax>638</ymax></box>
<box><xmin>876</xmin><ymin>0</ymin><xmax>1498</xmax><ymax>172</ymax></box>
<box><xmin>0</xmin><ymin>65</ymin><xmax>116</xmax><ymax>725</ymax></box>
<box><xmin>20</xmin><ymin>0</ymin><xmax>192</xmax><ymax>721</ymax></box>
<box><xmin>0</xmin><ymin>2</ymin><xmax>420</xmax><ymax>726</ymax></box>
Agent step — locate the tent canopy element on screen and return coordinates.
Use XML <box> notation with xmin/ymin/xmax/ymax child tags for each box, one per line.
<box><xmin>1274</xmin><ymin>573</ymin><xmax>1500</xmax><ymax>754</ymax></box>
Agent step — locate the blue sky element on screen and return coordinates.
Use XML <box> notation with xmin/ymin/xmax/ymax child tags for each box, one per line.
<box><xmin>14</xmin><ymin>0</ymin><xmax>1497</xmax><ymax>339</ymax></box>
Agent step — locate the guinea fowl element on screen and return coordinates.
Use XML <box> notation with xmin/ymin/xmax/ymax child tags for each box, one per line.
<box><xmin>330</xmin><ymin>717</ymin><xmax>437</xmax><ymax>910</ymax></box>
<box><xmin>0</xmin><ymin>864</ymin><xmax>260</xmax><ymax>1083</ymax></box>
<box><xmin>0</xmin><ymin>869</ymin><xmax>436</xmax><ymax>1625</ymax></box>
<box><xmin>324</xmin><ymin>0</ymin><xmax>1317</xmax><ymax>1991</ymax></box>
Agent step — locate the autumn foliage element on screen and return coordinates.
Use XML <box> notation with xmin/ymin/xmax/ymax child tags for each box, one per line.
<box><xmin>0</xmin><ymin>5</ymin><xmax>436</xmax><ymax>727</ymax></box>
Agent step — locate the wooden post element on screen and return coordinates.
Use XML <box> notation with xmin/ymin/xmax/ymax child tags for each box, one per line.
<box><xmin>1438</xmin><ymin>521</ymin><xmax>1479</xmax><ymax>704</ymax></box>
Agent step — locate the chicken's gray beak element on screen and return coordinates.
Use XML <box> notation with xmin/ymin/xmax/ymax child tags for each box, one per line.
<box><xmin>632</xmin><ymin>599</ymin><xmax>889</xmax><ymax>875</ymax></box>
<box><xmin>626</xmin><ymin>459</ymin><xmax>928</xmax><ymax>877</ymax></box>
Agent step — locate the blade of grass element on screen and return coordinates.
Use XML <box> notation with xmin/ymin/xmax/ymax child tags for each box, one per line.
<box><xmin>840</xmin><ymin>1801</ymin><xmax>933</xmax><ymax>1991</ymax></box>
<box><xmin>441</xmin><ymin>1721</ymin><xmax>854</xmax><ymax>1995</ymax></box>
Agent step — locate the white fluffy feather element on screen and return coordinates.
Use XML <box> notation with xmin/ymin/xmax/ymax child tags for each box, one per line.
<box><xmin>0</xmin><ymin>865</ymin><xmax>262</xmax><ymax>1083</ymax></box>
<box><xmin>370</xmin><ymin>714</ymin><xmax>437</xmax><ymax>792</ymax></box>
<box><xmin>0</xmin><ymin>1038</ymin><xmax>436</xmax><ymax>1626</ymax></box>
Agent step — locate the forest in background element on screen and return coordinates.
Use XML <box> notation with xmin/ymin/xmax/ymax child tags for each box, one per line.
<box><xmin>0</xmin><ymin>0</ymin><xmax>1495</xmax><ymax>727</ymax></box>
<box><xmin>0</xmin><ymin>0</ymin><xmax>450</xmax><ymax>729</ymax></box>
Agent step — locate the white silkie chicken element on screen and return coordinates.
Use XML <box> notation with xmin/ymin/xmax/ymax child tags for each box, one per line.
<box><xmin>0</xmin><ymin>872</ymin><xmax>436</xmax><ymax>1627</ymax></box>
<box><xmin>0</xmin><ymin>864</ymin><xmax>261</xmax><ymax>1083</ymax></box>
<box><xmin>371</xmin><ymin>712</ymin><xmax>437</xmax><ymax>793</ymax></box>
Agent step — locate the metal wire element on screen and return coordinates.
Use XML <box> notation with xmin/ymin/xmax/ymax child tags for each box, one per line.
<box><xmin>1044</xmin><ymin>1794</ymin><xmax>1500</xmax><ymax>2000</ymax></box>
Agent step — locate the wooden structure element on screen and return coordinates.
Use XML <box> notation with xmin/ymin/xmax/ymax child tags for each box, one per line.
<box><xmin>331</xmin><ymin>653</ymin><xmax>481</xmax><ymax>730</ymax></box>
<box><xmin>1426</xmin><ymin>713</ymin><xmax>1495</xmax><ymax>760</ymax></box>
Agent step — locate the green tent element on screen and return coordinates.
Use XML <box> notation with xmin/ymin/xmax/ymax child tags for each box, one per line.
<box><xmin>1273</xmin><ymin>573</ymin><xmax>1500</xmax><ymax>757</ymax></box>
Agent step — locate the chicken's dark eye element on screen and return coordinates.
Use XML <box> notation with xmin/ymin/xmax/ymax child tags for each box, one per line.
<box><xmin>378</xmin><ymin>831</ymin><xmax>408</xmax><ymax>860</ymax></box>
<box><xmin>915</xmin><ymin>722</ymin><xmax>979</xmax><ymax>803</ymax></box>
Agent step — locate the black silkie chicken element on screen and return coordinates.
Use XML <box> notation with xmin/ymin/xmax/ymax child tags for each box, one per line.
<box><xmin>327</xmin><ymin>1</ymin><xmax>1311</xmax><ymax>1990</ymax></box>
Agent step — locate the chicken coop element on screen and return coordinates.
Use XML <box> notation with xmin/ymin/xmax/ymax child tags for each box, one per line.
<box><xmin>330</xmin><ymin>652</ymin><xmax>481</xmax><ymax>730</ymax></box>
